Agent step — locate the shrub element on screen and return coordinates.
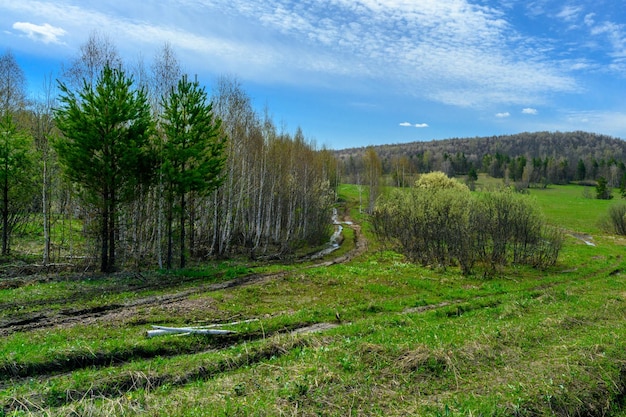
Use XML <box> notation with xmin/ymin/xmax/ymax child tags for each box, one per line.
<box><xmin>474</xmin><ymin>190</ymin><xmax>563</xmax><ymax>271</ymax></box>
<box><xmin>415</xmin><ymin>171</ymin><xmax>470</xmax><ymax>193</ymax></box>
<box><xmin>373</xmin><ymin>186</ymin><xmax>562</xmax><ymax>275</ymax></box>
<box><xmin>529</xmin><ymin>225</ymin><xmax>564</xmax><ymax>269</ymax></box>
<box><xmin>373</xmin><ymin>181</ymin><xmax>475</xmax><ymax>273</ymax></box>
<box><xmin>603</xmin><ymin>203</ymin><xmax>626</xmax><ymax>235</ymax></box>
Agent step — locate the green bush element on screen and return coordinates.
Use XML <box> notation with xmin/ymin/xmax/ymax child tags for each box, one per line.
<box><xmin>602</xmin><ymin>203</ymin><xmax>626</xmax><ymax>235</ymax></box>
<box><xmin>373</xmin><ymin>186</ymin><xmax>474</xmax><ymax>273</ymax></box>
<box><xmin>415</xmin><ymin>171</ymin><xmax>470</xmax><ymax>192</ymax></box>
<box><xmin>373</xmin><ymin>183</ymin><xmax>562</xmax><ymax>275</ymax></box>
<box><xmin>475</xmin><ymin>190</ymin><xmax>542</xmax><ymax>267</ymax></box>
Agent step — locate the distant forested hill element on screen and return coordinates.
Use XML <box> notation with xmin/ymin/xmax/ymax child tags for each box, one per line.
<box><xmin>336</xmin><ymin>131</ymin><xmax>626</xmax><ymax>187</ymax></box>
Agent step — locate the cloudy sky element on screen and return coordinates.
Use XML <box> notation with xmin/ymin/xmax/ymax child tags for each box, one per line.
<box><xmin>1</xmin><ymin>0</ymin><xmax>625</xmax><ymax>149</ymax></box>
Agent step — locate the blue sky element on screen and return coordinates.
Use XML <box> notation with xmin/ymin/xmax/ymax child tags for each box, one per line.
<box><xmin>1</xmin><ymin>0</ymin><xmax>625</xmax><ymax>149</ymax></box>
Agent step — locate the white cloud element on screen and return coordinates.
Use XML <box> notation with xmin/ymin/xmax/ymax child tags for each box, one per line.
<box><xmin>0</xmin><ymin>0</ymin><xmax>581</xmax><ymax>106</ymax></box>
<box><xmin>590</xmin><ymin>21</ymin><xmax>621</xmax><ymax>38</ymax></box>
<box><xmin>522</xmin><ymin>108</ymin><xmax>538</xmax><ymax>115</ymax></box>
<box><xmin>496</xmin><ymin>112</ymin><xmax>510</xmax><ymax>118</ymax></box>
<box><xmin>198</xmin><ymin>0</ymin><xmax>578</xmax><ymax>106</ymax></box>
<box><xmin>570</xmin><ymin>61</ymin><xmax>591</xmax><ymax>71</ymax></box>
<box><xmin>557</xmin><ymin>6</ymin><xmax>582</xmax><ymax>23</ymax></box>
<box><xmin>12</xmin><ymin>21</ymin><xmax>66</xmax><ymax>44</ymax></box>
<box><xmin>400</xmin><ymin>122</ymin><xmax>428</xmax><ymax>128</ymax></box>
<box><xmin>591</xmin><ymin>21</ymin><xmax>626</xmax><ymax>58</ymax></box>
<box><xmin>579</xmin><ymin>12</ymin><xmax>626</xmax><ymax>68</ymax></box>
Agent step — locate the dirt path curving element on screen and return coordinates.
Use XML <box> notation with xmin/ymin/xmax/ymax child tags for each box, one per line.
<box><xmin>0</xmin><ymin>218</ymin><xmax>366</xmax><ymax>337</ymax></box>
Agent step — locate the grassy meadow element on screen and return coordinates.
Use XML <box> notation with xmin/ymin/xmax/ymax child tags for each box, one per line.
<box><xmin>1</xmin><ymin>182</ymin><xmax>626</xmax><ymax>416</ymax></box>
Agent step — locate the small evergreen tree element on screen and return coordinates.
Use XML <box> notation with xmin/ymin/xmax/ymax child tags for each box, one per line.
<box><xmin>595</xmin><ymin>176</ymin><xmax>613</xmax><ymax>200</ymax></box>
<box><xmin>467</xmin><ymin>167</ymin><xmax>478</xmax><ymax>182</ymax></box>
<box><xmin>466</xmin><ymin>167</ymin><xmax>478</xmax><ymax>189</ymax></box>
<box><xmin>160</xmin><ymin>75</ymin><xmax>226</xmax><ymax>269</ymax></box>
<box><xmin>54</xmin><ymin>66</ymin><xmax>156</xmax><ymax>272</ymax></box>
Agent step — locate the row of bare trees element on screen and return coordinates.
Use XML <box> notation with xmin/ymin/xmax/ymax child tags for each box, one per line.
<box><xmin>183</xmin><ymin>79</ymin><xmax>337</xmax><ymax>262</ymax></box>
<box><xmin>1</xmin><ymin>33</ymin><xmax>337</xmax><ymax>271</ymax></box>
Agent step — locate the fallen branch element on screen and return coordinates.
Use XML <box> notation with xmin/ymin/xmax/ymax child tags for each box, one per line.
<box><xmin>147</xmin><ymin>325</ymin><xmax>236</xmax><ymax>338</ymax></box>
<box><xmin>146</xmin><ymin>318</ymin><xmax>259</xmax><ymax>338</ymax></box>
<box><xmin>201</xmin><ymin>318</ymin><xmax>259</xmax><ymax>328</ymax></box>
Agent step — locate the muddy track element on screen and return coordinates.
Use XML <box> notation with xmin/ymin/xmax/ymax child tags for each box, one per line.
<box><xmin>0</xmin><ymin>321</ymin><xmax>330</xmax><ymax>389</ymax></box>
<box><xmin>0</xmin><ymin>272</ymin><xmax>223</xmax><ymax>312</ymax></box>
<box><xmin>3</xmin><ymin>336</ymin><xmax>316</xmax><ymax>414</ymax></box>
<box><xmin>0</xmin><ymin>219</ymin><xmax>366</xmax><ymax>337</ymax></box>
<box><xmin>1</xmin><ymin>320</ymin><xmax>342</xmax><ymax>415</ymax></box>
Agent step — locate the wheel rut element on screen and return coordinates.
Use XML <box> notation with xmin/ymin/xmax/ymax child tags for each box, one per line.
<box><xmin>0</xmin><ymin>218</ymin><xmax>365</xmax><ymax>337</ymax></box>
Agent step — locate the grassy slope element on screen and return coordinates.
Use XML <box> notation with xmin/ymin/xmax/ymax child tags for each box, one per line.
<box><xmin>474</xmin><ymin>174</ymin><xmax>616</xmax><ymax>234</ymax></box>
<box><xmin>529</xmin><ymin>184</ymin><xmax>615</xmax><ymax>234</ymax></box>
<box><xmin>1</xmin><ymin>183</ymin><xmax>626</xmax><ymax>416</ymax></box>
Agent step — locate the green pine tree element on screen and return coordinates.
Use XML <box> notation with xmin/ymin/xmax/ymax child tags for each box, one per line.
<box><xmin>160</xmin><ymin>75</ymin><xmax>226</xmax><ymax>269</ymax></box>
<box><xmin>595</xmin><ymin>176</ymin><xmax>613</xmax><ymax>200</ymax></box>
<box><xmin>53</xmin><ymin>66</ymin><xmax>156</xmax><ymax>273</ymax></box>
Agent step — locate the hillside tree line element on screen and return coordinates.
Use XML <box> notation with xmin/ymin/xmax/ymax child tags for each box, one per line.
<box><xmin>338</xmin><ymin>132</ymin><xmax>626</xmax><ymax>191</ymax></box>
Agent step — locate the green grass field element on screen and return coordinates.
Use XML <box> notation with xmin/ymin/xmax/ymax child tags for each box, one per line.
<box><xmin>1</xmin><ymin>182</ymin><xmax>626</xmax><ymax>416</ymax></box>
<box><xmin>472</xmin><ymin>174</ymin><xmax>618</xmax><ymax>234</ymax></box>
<box><xmin>529</xmin><ymin>184</ymin><xmax>616</xmax><ymax>234</ymax></box>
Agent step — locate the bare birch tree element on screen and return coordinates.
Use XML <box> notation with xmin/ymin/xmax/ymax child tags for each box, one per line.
<box><xmin>62</xmin><ymin>31</ymin><xmax>122</xmax><ymax>89</ymax></box>
<box><xmin>0</xmin><ymin>50</ymin><xmax>27</xmax><ymax>117</ymax></box>
<box><xmin>30</xmin><ymin>74</ymin><xmax>57</xmax><ymax>265</ymax></box>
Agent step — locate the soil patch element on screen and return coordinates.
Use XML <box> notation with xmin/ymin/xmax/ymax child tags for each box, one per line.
<box><xmin>290</xmin><ymin>322</ymin><xmax>339</xmax><ymax>335</ymax></box>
